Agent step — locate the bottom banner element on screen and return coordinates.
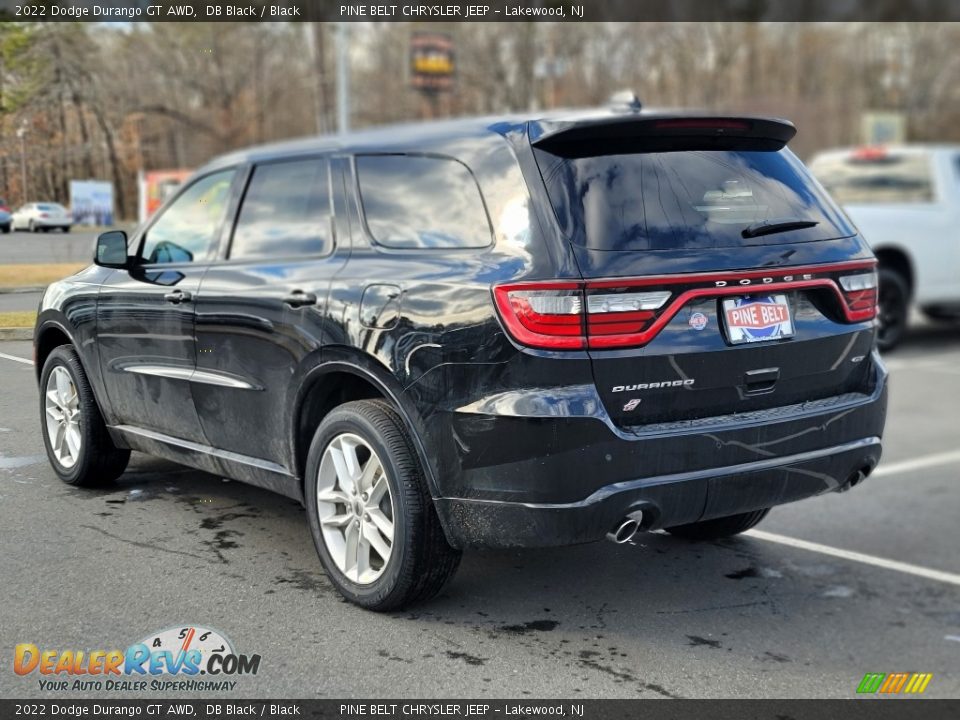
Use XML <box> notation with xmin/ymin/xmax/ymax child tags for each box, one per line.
<box><xmin>1</xmin><ymin>699</ymin><xmax>957</xmax><ymax>720</ymax></box>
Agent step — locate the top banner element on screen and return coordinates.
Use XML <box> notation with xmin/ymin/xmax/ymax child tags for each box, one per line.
<box><xmin>4</xmin><ymin>0</ymin><xmax>960</xmax><ymax>22</ymax></box>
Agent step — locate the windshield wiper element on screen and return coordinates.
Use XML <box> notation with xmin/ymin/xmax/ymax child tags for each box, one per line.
<box><xmin>742</xmin><ymin>218</ymin><xmax>819</xmax><ymax>239</ymax></box>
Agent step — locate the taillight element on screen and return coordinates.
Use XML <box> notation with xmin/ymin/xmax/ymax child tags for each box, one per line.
<box><xmin>493</xmin><ymin>284</ymin><xmax>672</xmax><ymax>350</ymax></box>
<box><xmin>0</xmin><ymin>206</ymin><xmax>9</xmax><ymax>213</ymax></box>
<box><xmin>39</xmin><ymin>213</ymin><xmax>49</xmax><ymax>218</ymax></box>
<box><xmin>493</xmin><ymin>283</ymin><xmax>585</xmax><ymax>349</ymax></box>
<box><xmin>495</xmin><ymin>261</ymin><xmax>877</xmax><ymax>351</ymax></box>
<box><xmin>585</xmin><ymin>290</ymin><xmax>670</xmax><ymax>347</ymax></box>
<box><xmin>839</xmin><ymin>271</ymin><xmax>878</xmax><ymax>320</ymax></box>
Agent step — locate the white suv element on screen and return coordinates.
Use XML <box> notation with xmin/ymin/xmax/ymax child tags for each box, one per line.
<box><xmin>809</xmin><ymin>145</ymin><xmax>960</xmax><ymax>350</ymax></box>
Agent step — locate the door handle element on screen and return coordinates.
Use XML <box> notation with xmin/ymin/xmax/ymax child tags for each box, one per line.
<box><xmin>163</xmin><ymin>289</ymin><xmax>192</xmax><ymax>304</ymax></box>
<box><xmin>283</xmin><ymin>290</ymin><xmax>318</xmax><ymax>308</ymax></box>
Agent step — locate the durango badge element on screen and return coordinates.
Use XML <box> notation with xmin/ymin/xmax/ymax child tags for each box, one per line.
<box><xmin>612</xmin><ymin>379</ymin><xmax>696</xmax><ymax>392</ymax></box>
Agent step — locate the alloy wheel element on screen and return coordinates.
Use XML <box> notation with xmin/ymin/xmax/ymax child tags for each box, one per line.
<box><xmin>44</xmin><ymin>366</ymin><xmax>82</xmax><ymax>469</ymax></box>
<box><xmin>316</xmin><ymin>433</ymin><xmax>395</xmax><ymax>585</ymax></box>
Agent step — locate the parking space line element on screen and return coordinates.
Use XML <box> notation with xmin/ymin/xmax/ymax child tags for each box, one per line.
<box><xmin>0</xmin><ymin>351</ymin><xmax>33</xmax><ymax>366</ymax></box>
<box><xmin>746</xmin><ymin>529</ymin><xmax>960</xmax><ymax>587</ymax></box>
<box><xmin>872</xmin><ymin>449</ymin><xmax>960</xmax><ymax>478</ymax></box>
<box><xmin>883</xmin><ymin>355</ymin><xmax>957</xmax><ymax>371</ymax></box>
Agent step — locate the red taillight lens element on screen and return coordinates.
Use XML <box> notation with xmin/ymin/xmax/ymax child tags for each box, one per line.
<box><xmin>493</xmin><ymin>284</ymin><xmax>672</xmax><ymax>349</ymax></box>
<box><xmin>493</xmin><ymin>283</ymin><xmax>585</xmax><ymax>349</ymax></box>
<box><xmin>838</xmin><ymin>271</ymin><xmax>878</xmax><ymax>320</ymax></box>
<box><xmin>0</xmin><ymin>206</ymin><xmax>9</xmax><ymax>213</ymax></box>
<box><xmin>39</xmin><ymin>213</ymin><xmax>49</xmax><ymax>218</ymax></box>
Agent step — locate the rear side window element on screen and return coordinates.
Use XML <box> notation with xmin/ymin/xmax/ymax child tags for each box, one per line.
<box><xmin>810</xmin><ymin>150</ymin><xmax>934</xmax><ymax>204</ymax></box>
<box><xmin>231</xmin><ymin>158</ymin><xmax>333</xmax><ymax>259</ymax></box>
<box><xmin>535</xmin><ymin>148</ymin><xmax>855</xmax><ymax>251</ymax></box>
<box><xmin>356</xmin><ymin>155</ymin><xmax>492</xmax><ymax>249</ymax></box>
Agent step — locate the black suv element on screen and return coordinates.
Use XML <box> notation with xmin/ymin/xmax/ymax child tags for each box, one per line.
<box><xmin>35</xmin><ymin>108</ymin><xmax>888</xmax><ymax>610</ymax></box>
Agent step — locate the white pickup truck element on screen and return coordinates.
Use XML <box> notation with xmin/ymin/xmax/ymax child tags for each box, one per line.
<box><xmin>809</xmin><ymin>145</ymin><xmax>960</xmax><ymax>350</ymax></box>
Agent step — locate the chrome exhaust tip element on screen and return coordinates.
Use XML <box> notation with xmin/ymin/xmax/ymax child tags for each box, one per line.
<box><xmin>607</xmin><ymin>511</ymin><xmax>644</xmax><ymax>544</ymax></box>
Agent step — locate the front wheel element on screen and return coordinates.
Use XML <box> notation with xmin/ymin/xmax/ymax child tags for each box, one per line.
<box><xmin>666</xmin><ymin>509</ymin><xmax>770</xmax><ymax>541</ymax></box>
<box><xmin>0</xmin><ymin>222</ymin><xmax>10</xmax><ymax>234</ymax></box>
<box><xmin>305</xmin><ymin>399</ymin><xmax>461</xmax><ymax>610</ymax></box>
<box><xmin>39</xmin><ymin>346</ymin><xmax>130</xmax><ymax>487</ymax></box>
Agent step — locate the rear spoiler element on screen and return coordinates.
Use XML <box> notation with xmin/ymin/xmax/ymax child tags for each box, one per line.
<box><xmin>530</xmin><ymin>114</ymin><xmax>797</xmax><ymax>156</ymax></box>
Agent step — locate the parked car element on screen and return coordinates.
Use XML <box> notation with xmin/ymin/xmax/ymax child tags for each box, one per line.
<box><xmin>11</xmin><ymin>202</ymin><xmax>71</xmax><ymax>232</ymax></box>
<box><xmin>34</xmin><ymin>108</ymin><xmax>888</xmax><ymax>610</ymax></box>
<box><xmin>809</xmin><ymin>145</ymin><xmax>960</xmax><ymax>350</ymax></box>
<box><xmin>0</xmin><ymin>198</ymin><xmax>11</xmax><ymax>233</ymax></box>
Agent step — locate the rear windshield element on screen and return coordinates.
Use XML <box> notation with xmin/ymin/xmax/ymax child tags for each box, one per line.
<box><xmin>37</xmin><ymin>204</ymin><xmax>64</xmax><ymax>211</ymax></box>
<box><xmin>808</xmin><ymin>151</ymin><xmax>934</xmax><ymax>204</ymax></box>
<box><xmin>534</xmin><ymin>148</ymin><xmax>855</xmax><ymax>251</ymax></box>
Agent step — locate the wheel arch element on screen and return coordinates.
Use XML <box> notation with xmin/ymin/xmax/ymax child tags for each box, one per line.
<box><xmin>291</xmin><ymin>350</ymin><xmax>441</xmax><ymax>502</ymax></box>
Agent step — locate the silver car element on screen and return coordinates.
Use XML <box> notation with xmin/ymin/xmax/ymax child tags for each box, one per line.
<box><xmin>11</xmin><ymin>202</ymin><xmax>72</xmax><ymax>233</ymax></box>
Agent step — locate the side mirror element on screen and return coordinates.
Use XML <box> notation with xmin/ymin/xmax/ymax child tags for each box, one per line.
<box><xmin>94</xmin><ymin>231</ymin><xmax>129</xmax><ymax>268</ymax></box>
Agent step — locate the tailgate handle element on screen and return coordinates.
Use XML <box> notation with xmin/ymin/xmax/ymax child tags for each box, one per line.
<box><xmin>744</xmin><ymin>367</ymin><xmax>780</xmax><ymax>393</ymax></box>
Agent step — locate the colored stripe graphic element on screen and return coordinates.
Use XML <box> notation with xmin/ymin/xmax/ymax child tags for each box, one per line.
<box><xmin>858</xmin><ymin>672</ymin><xmax>932</xmax><ymax>694</ymax></box>
<box><xmin>857</xmin><ymin>673</ymin><xmax>885</xmax><ymax>693</ymax></box>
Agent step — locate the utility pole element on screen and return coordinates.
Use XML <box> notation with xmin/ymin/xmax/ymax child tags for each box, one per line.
<box><xmin>336</xmin><ymin>22</ymin><xmax>350</xmax><ymax>135</ymax></box>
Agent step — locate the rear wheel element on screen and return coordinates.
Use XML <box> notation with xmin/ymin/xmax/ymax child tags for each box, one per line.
<box><xmin>877</xmin><ymin>267</ymin><xmax>910</xmax><ymax>352</ymax></box>
<box><xmin>62</xmin><ymin>226</ymin><xmax>71</xmax><ymax>233</ymax></box>
<box><xmin>666</xmin><ymin>509</ymin><xmax>770</xmax><ymax>541</ymax></box>
<box><xmin>304</xmin><ymin>399</ymin><xmax>461</xmax><ymax>610</ymax></box>
<box><xmin>0</xmin><ymin>222</ymin><xmax>9</xmax><ymax>234</ymax></box>
<box><xmin>39</xmin><ymin>346</ymin><xmax>130</xmax><ymax>487</ymax></box>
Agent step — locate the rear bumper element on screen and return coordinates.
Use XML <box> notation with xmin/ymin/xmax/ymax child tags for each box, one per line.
<box><xmin>427</xmin><ymin>353</ymin><xmax>888</xmax><ymax>549</ymax></box>
<box><xmin>435</xmin><ymin>436</ymin><xmax>881</xmax><ymax>548</ymax></box>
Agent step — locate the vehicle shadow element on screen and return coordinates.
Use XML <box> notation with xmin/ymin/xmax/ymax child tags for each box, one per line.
<box><xmin>889</xmin><ymin>315</ymin><xmax>960</xmax><ymax>354</ymax></box>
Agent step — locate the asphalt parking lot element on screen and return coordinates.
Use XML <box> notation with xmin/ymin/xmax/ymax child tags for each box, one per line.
<box><xmin>1</xmin><ymin>324</ymin><xmax>959</xmax><ymax>699</ymax></box>
<box><xmin>1</xmin><ymin>228</ymin><xmax>101</xmax><ymax>265</ymax></box>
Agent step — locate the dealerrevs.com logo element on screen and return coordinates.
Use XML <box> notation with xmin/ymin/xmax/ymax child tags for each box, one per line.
<box><xmin>14</xmin><ymin>625</ymin><xmax>261</xmax><ymax>692</ymax></box>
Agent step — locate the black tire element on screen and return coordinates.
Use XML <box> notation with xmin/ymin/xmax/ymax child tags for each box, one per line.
<box><xmin>304</xmin><ymin>399</ymin><xmax>461</xmax><ymax>611</ymax></box>
<box><xmin>666</xmin><ymin>509</ymin><xmax>770</xmax><ymax>541</ymax></box>
<box><xmin>922</xmin><ymin>306</ymin><xmax>960</xmax><ymax>323</ymax></box>
<box><xmin>39</xmin><ymin>345</ymin><xmax>130</xmax><ymax>487</ymax></box>
<box><xmin>0</xmin><ymin>222</ymin><xmax>9</xmax><ymax>234</ymax></box>
<box><xmin>877</xmin><ymin>267</ymin><xmax>910</xmax><ymax>352</ymax></box>
<box><xmin>62</xmin><ymin>226</ymin><xmax>71</xmax><ymax>233</ymax></box>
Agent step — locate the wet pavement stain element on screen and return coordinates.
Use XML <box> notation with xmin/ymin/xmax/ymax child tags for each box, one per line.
<box><xmin>686</xmin><ymin>635</ymin><xmax>722</xmax><ymax>649</ymax></box>
<box><xmin>444</xmin><ymin>650</ymin><xmax>487</xmax><ymax>666</ymax></box>
<box><xmin>726</xmin><ymin>566</ymin><xmax>761</xmax><ymax>580</ymax></box>
<box><xmin>498</xmin><ymin>619</ymin><xmax>560</xmax><ymax>634</ymax></box>
<box><xmin>274</xmin><ymin>569</ymin><xmax>331</xmax><ymax>594</ymax></box>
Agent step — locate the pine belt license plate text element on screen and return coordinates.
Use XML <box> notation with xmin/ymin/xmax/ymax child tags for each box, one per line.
<box><xmin>722</xmin><ymin>295</ymin><xmax>794</xmax><ymax>344</ymax></box>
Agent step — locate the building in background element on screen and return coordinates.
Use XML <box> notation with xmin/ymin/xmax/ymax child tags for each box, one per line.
<box><xmin>138</xmin><ymin>169</ymin><xmax>192</xmax><ymax>222</ymax></box>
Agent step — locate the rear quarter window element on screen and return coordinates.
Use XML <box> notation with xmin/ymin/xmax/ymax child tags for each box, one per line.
<box><xmin>809</xmin><ymin>150</ymin><xmax>934</xmax><ymax>204</ymax></box>
<box><xmin>535</xmin><ymin>147</ymin><xmax>855</xmax><ymax>251</ymax></box>
<box><xmin>356</xmin><ymin>154</ymin><xmax>492</xmax><ymax>250</ymax></box>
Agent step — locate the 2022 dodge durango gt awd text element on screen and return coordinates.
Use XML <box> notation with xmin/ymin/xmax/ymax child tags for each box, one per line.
<box><xmin>34</xmin><ymin>108</ymin><xmax>888</xmax><ymax>610</ymax></box>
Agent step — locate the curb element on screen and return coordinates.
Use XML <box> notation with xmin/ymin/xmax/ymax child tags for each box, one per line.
<box><xmin>0</xmin><ymin>328</ymin><xmax>33</xmax><ymax>341</ymax></box>
<box><xmin>0</xmin><ymin>286</ymin><xmax>45</xmax><ymax>294</ymax></box>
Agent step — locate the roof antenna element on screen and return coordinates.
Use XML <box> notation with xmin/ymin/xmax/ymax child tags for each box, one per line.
<box><xmin>608</xmin><ymin>90</ymin><xmax>643</xmax><ymax>112</ymax></box>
